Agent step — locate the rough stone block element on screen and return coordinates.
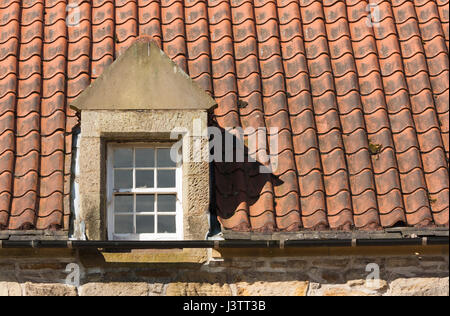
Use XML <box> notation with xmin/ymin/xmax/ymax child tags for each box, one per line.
<box><xmin>166</xmin><ymin>282</ymin><xmax>232</xmax><ymax>296</ymax></box>
<box><xmin>0</xmin><ymin>282</ymin><xmax>22</xmax><ymax>296</ymax></box>
<box><xmin>79</xmin><ymin>282</ymin><xmax>149</xmax><ymax>296</ymax></box>
<box><xmin>387</xmin><ymin>277</ymin><xmax>449</xmax><ymax>296</ymax></box>
<box><xmin>321</xmin><ymin>287</ymin><xmax>377</xmax><ymax>296</ymax></box>
<box><xmin>22</xmin><ymin>283</ymin><xmax>77</xmax><ymax>296</ymax></box>
<box><xmin>386</xmin><ymin>257</ymin><xmax>420</xmax><ymax>268</ymax></box>
<box><xmin>236</xmin><ymin>281</ymin><xmax>309</xmax><ymax>296</ymax></box>
<box><xmin>148</xmin><ymin>283</ymin><xmax>165</xmax><ymax>296</ymax></box>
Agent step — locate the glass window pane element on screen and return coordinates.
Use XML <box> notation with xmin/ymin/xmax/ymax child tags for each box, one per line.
<box><xmin>157</xmin><ymin>148</ymin><xmax>176</xmax><ymax>167</ymax></box>
<box><xmin>157</xmin><ymin>215</ymin><xmax>176</xmax><ymax>233</ymax></box>
<box><xmin>157</xmin><ymin>170</ymin><xmax>176</xmax><ymax>188</ymax></box>
<box><xmin>114</xmin><ymin>195</ymin><xmax>133</xmax><ymax>213</ymax></box>
<box><xmin>158</xmin><ymin>195</ymin><xmax>176</xmax><ymax>212</ymax></box>
<box><xmin>136</xmin><ymin>215</ymin><xmax>155</xmax><ymax>234</ymax></box>
<box><xmin>136</xmin><ymin>195</ymin><xmax>155</xmax><ymax>213</ymax></box>
<box><xmin>113</xmin><ymin>148</ymin><xmax>133</xmax><ymax>167</ymax></box>
<box><xmin>136</xmin><ymin>170</ymin><xmax>154</xmax><ymax>188</ymax></box>
<box><xmin>115</xmin><ymin>215</ymin><xmax>133</xmax><ymax>234</ymax></box>
<box><xmin>114</xmin><ymin>169</ymin><xmax>133</xmax><ymax>189</ymax></box>
<box><xmin>136</xmin><ymin>148</ymin><xmax>155</xmax><ymax>167</ymax></box>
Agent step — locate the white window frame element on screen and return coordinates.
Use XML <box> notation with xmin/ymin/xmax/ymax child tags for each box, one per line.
<box><xmin>106</xmin><ymin>142</ymin><xmax>183</xmax><ymax>241</ymax></box>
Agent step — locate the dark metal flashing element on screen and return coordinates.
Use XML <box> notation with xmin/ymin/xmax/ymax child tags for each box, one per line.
<box><xmin>222</xmin><ymin>227</ymin><xmax>450</xmax><ymax>241</ymax></box>
<box><xmin>0</xmin><ymin>236</ymin><xmax>448</xmax><ymax>250</ymax></box>
<box><xmin>0</xmin><ymin>230</ymin><xmax>69</xmax><ymax>241</ymax></box>
<box><xmin>1</xmin><ymin>228</ymin><xmax>447</xmax><ymax>244</ymax></box>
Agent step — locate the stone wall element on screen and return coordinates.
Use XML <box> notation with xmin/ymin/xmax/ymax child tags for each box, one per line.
<box><xmin>0</xmin><ymin>248</ymin><xmax>448</xmax><ymax>296</ymax></box>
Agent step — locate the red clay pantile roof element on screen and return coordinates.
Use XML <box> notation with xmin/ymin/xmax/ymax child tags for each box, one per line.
<box><xmin>0</xmin><ymin>0</ymin><xmax>448</xmax><ymax>233</ymax></box>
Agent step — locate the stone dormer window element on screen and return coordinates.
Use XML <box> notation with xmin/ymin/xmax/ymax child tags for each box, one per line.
<box><xmin>70</xmin><ymin>38</ymin><xmax>215</xmax><ymax>241</ymax></box>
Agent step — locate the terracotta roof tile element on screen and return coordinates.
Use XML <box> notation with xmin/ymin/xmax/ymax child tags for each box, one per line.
<box><xmin>0</xmin><ymin>0</ymin><xmax>448</xmax><ymax>232</ymax></box>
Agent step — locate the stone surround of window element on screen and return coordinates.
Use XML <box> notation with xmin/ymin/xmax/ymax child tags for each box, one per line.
<box><xmin>77</xmin><ymin>110</ymin><xmax>210</xmax><ymax>241</ymax></box>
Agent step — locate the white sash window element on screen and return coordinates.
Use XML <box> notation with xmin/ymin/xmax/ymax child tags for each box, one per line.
<box><xmin>107</xmin><ymin>143</ymin><xmax>183</xmax><ymax>240</ymax></box>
